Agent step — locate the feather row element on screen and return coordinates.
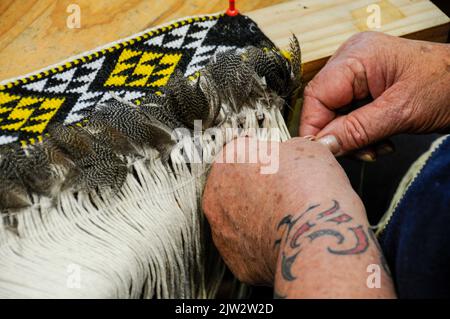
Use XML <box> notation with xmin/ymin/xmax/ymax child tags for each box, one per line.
<box><xmin>0</xmin><ymin>35</ymin><xmax>302</xmax><ymax>217</ymax></box>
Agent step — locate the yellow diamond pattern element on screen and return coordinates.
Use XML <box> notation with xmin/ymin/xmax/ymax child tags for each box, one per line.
<box><xmin>0</xmin><ymin>92</ymin><xmax>21</xmax><ymax>115</ymax></box>
<box><xmin>0</xmin><ymin>92</ymin><xmax>65</xmax><ymax>134</ymax></box>
<box><xmin>105</xmin><ymin>48</ymin><xmax>182</xmax><ymax>87</ymax></box>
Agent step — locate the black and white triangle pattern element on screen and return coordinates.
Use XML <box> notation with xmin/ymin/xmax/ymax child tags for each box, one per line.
<box><xmin>22</xmin><ymin>57</ymin><xmax>107</xmax><ymax>124</ymax></box>
<box><xmin>144</xmin><ymin>20</ymin><xmax>216</xmax><ymax>50</ymax></box>
<box><xmin>0</xmin><ymin>13</ymin><xmax>274</xmax><ymax>146</ymax></box>
<box><xmin>142</xmin><ymin>19</ymin><xmax>235</xmax><ymax>77</ymax></box>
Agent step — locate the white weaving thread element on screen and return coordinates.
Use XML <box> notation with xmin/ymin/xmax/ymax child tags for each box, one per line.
<box><xmin>0</xmin><ymin>94</ymin><xmax>290</xmax><ymax>298</ymax></box>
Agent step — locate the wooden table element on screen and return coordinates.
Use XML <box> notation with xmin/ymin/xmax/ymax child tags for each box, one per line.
<box><xmin>1</xmin><ymin>0</ymin><xmax>448</xmax><ymax>82</ymax></box>
<box><xmin>0</xmin><ymin>0</ymin><xmax>289</xmax><ymax>82</ymax></box>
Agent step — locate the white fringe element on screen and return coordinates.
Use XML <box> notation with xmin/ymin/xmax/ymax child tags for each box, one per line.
<box><xmin>0</xmin><ymin>104</ymin><xmax>290</xmax><ymax>299</ymax></box>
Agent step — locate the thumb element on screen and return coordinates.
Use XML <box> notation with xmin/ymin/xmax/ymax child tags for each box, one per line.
<box><xmin>316</xmin><ymin>89</ymin><xmax>406</xmax><ymax>155</ymax></box>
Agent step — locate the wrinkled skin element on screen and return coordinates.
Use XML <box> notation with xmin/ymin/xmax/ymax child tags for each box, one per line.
<box><xmin>201</xmin><ymin>32</ymin><xmax>449</xmax><ymax>295</ymax></box>
<box><xmin>202</xmin><ymin>137</ymin><xmax>358</xmax><ymax>285</ymax></box>
<box><xmin>301</xmin><ymin>32</ymin><xmax>450</xmax><ymax>155</ymax></box>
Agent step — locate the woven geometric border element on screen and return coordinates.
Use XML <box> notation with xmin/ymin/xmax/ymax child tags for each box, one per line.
<box><xmin>0</xmin><ymin>13</ymin><xmax>271</xmax><ymax>147</ymax></box>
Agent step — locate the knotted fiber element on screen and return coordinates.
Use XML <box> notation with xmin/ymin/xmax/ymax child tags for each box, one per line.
<box><xmin>0</xmin><ymin>13</ymin><xmax>300</xmax><ymax>298</ymax></box>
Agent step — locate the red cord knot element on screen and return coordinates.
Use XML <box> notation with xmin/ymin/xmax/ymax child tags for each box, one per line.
<box><xmin>226</xmin><ymin>0</ymin><xmax>239</xmax><ymax>16</ymax></box>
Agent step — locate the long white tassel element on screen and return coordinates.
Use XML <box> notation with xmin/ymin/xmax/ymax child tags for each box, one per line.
<box><xmin>0</xmin><ymin>100</ymin><xmax>290</xmax><ymax>299</ymax></box>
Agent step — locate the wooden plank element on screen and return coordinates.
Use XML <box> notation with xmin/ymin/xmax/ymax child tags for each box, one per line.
<box><xmin>248</xmin><ymin>0</ymin><xmax>450</xmax><ymax>81</ymax></box>
<box><xmin>0</xmin><ymin>0</ymin><xmax>448</xmax><ymax>83</ymax></box>
<box><xmin>0</xmin><ymin>0</ymin><xmax>290</xmax><ymax>82</ymax></box>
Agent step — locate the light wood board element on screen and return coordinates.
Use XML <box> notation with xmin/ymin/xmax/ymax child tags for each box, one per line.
<box><xmin>0</xmin><ymin>0</ymin><xmax>289</xmax><ymax>81</ymax></box>
<box><xmin>0</xmin><ymin>0</ymin><xmax>448</xmax><ymax>82</ymax></box>
<box><xmin>248</xmin><ymin>0</ymin><xmax>450</xmax><ymax>80</ymax></box>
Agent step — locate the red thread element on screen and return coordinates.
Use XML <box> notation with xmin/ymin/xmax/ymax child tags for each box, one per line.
<box><xmin>226</xmin><ymin>0</ymin><xmax>239</xmax><ymax>16</ymax></box>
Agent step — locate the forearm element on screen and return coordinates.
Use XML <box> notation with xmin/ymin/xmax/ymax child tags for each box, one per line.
<box><xmin>273</xmin><ymin>196</ymin><xmax>396</xmax><ymax>298</ymax></box>
<box><xmin>203</xmin><ymin>137</ymin><xmax>398</xmax><ymax>295</ymax></box>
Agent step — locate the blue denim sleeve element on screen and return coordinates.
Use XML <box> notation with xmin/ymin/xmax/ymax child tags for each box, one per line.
<box><xmin>379</xmin><ymin>135</ymin><xmax>450</xmax><ymax>298</ymax></box>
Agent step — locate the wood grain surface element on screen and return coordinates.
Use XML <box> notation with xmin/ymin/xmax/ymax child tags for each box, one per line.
<box><xmin>0</xmin><ymin>0</ymin><xmax>288</xmax><ymax>81</ymax></box>
<box><xmin>248</xmin><ymin>0</ymin><xmax>450</xmax><ymax>80</ymax></box>
<box><xmin>0</xmin><ymin>0</ymin><xmax>448</xmax><ymax>82</ymax></box>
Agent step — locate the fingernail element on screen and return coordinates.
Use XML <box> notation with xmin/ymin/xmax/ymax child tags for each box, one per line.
<box><xmin>302</xmin><ymin>135</ymin><xmax>316</xmax><ymax>141</ymax></box>
<box><xmin>376</xmin><ymin>143</ymin><xmax>395</xmax><ymax>156</ymax></box>
<box><xmin>355</xmin><ymin>150</ymin><xmax>376</xmax><ymax>162</ymax></box>
<box><xmin>317</xmin><ymin>135</ymin><xmax>341</xmax><ymax>154</ymax></box>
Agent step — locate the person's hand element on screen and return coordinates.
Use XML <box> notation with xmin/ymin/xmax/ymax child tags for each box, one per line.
<box><xmin>300</xmin><ymin>31</ymin><xmax>450</xmax><ymax>156</ymax></box>
<box><xmin>202</xmin><ymin>137</ymin><xmax>359</xmax><ymax>285</ymax></box>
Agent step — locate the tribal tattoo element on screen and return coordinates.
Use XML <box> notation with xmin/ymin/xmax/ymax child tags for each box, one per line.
<box><xmin>274</xmin><ymin>200</ymin><xmax>371</xmax><ymax>284</ymax></box>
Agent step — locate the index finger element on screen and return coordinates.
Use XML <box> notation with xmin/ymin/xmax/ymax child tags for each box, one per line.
<box><xmin>299</xmin><ymin>58</ymin><xmax>369</xmax><ymax>136</ymax></box>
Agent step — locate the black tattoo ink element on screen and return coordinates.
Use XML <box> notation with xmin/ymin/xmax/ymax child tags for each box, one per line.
<box><xmin>328</xmin><ymin>226</ymin><xmax>369</xmax><ymax>255</ymax></box>
<box><xmin>307</xmin><ymin>229</ymin><xmax>345</xmax><ymax>244</ymax></box>
<box><xmin>273</xmin><ymin>290</ymin><xmax>287</xmax><ymax>299</ymax></box>
<box><xmin>277</xmin><ymin>215</ymin><xmax>294</xmax><ymax>231</ymax></box>
<box><xmin>316</xmin><ymin>200</ymin><xmax>340</xmax><ymax>219</ymax></box>
<box><xmin>290</xmin><ymin>221</ymin><xmax>315</xmax><ymax>249</ymax></box>
<box><xmin>275</xmin><ymin>204</ymin><xmax>319</xmax><ymax>247</ymax></box>
<box><xmin>326</xmin><ymin>213</ymin><xmax>353</xmax><ymax>225</ymax></box>
<box><xmin>274</xmin><ymin>200</ymin><xmax>372</xmax><ymax>297</ymax></box>
<box><xmin>281</xmin><ymin>251</ymin><xmax>299</xmax><ymax>281</ymax></box>
<box><xmin>273</xmin><ymin>238</ymin><xmax>282</xmax><ymax>248</ymax></box>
